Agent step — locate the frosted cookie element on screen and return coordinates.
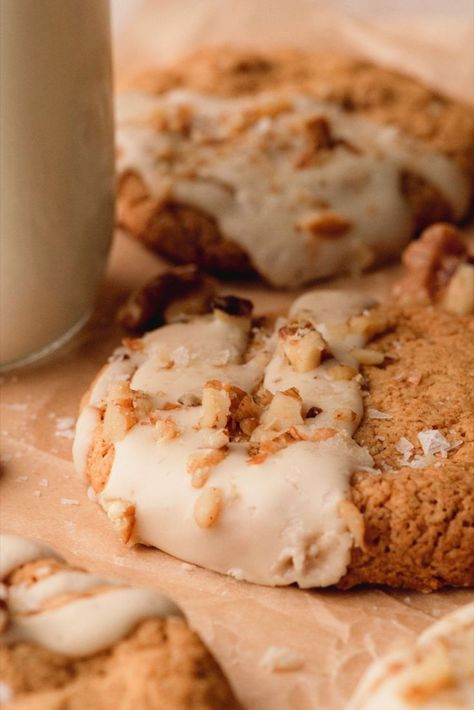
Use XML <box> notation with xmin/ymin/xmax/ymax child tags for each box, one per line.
<box><xmin>116</xmin><ymin>48</ymin><xmax>473</xmax><ymax>287</ymax></box>
<box><xmin>0</xmin><ymin>534</ymin><xmax>238</xmax><ymax>709</ymax></box>
<box><xmin>74</xmin><ymin>250</ymin><xmax>474</xmax><ymax>590</ymax></box>
<box><xmin>349</xmin><ymin>603</ymin><xmax>474</xmax><ymax>709</ymax></box>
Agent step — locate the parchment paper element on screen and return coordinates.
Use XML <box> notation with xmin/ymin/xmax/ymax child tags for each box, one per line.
<box><xmin>1</xmin><ymin>3</ymin><xmax>473</xmax><ymax>708</ymax></box>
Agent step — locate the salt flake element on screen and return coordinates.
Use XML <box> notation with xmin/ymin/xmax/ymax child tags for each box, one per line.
<box><xmin>367</xmin><ymin>408</ymin><xmax>392</xmax><ymax>420</ymax></box>
<box><xmin>417</xmin><ymin>429</ymin><xmax>451</xmax><ymax>457</ymax></box>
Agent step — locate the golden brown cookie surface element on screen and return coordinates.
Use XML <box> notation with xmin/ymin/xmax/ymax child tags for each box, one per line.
<box><xmin>1</xmin><ymin>618</ymin><xmax>238</xmax><ymax>710</ymax></box>
<box><xmin>116</xmin><ymin>48</ymin><xmax>473</xmax><ymax>285</ymax></box>
<box><xmin>0</xmin><ymin>535</ymin><xmax>238</xmax><ymax>709</ymax></box>
<box><xmin>74</xmin><ymin>272</ymin><xmax>473</xmax><ymax>592</ymax></box>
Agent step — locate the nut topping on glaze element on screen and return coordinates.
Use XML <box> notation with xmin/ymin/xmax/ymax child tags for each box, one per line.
<box><xmin>280</xmin><ymin>320</ymin><xmax>327</xmax><ymax>372</ymax></box>
<box><xmin>74</xmin><ymin>289</ymin><xmax>386</xmax><ymax>588</ymax></box>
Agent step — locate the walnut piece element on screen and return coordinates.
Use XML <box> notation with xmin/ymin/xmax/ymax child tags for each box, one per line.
<box><xmin>440</xmin><ymin>262</ymin><xmax>474</xmax><ymax>315</ymax></box>
<box><xmin>187</xmin><ymin>448</ymin><xmax>228</xmax><ymax>488</ymax></box>
<box><xmin>102</xmin><ymin>498</ymin><xmax>136</xmax><ymax>544</ymax></box>
<box><xmin>296</xmin><ymin>211</ymin><xmax>352</xmax><ymax>239</ymax></box>
<box><xmin>348</xmin><ymin>311</ymin><xmax>391</xmax><ymax>340</ymax></box>
<box><xmin>194</xmin><ymin>487</ymin><xmax>223</xmax><ymax>528</ymax></box>
<box><xmin>393</xmin><ymin>223</ymin><xmax>470</xmax><ymax>308</ymax></box>
<box><xmin>259</xmin><ymin>389</ymin><xmax>304</xmax><ymax>432</ymax></box>
<box><xmin>117</xmin><ymin>264</ymin><xmax>217</xmax><ymax>334</ymax></box>
<box><xmin>280</xmin><ymin>320</ymin><xmax>327</xmax><ymax>372</ymax></box>
<box><xmin>327</xmin><ymin>364</ymin><xmax>358</xmax><ymax>381</ymax></box>
<box><xmin>102</xmin><ymin>382</ymin><xmax>152</xmax><ymax>442</ymax></box>
<box><xmin>153</xmin><ymin>416</ymin><xmax>180</xmax><ymax>442</ymax></box>
<box><xmin>351</xmin><ymin>348</ymin><xmax>385</xmax><ymax>366</ymax></box>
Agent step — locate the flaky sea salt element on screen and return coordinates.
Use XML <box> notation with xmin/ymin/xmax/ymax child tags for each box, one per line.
<box><xmin>259</xmin><ymin>646</ymin><xmax>305</xmax><ymax>672</ymax></box>
<box><xmin>417</xmin><ymin>429</ymin><xmax>451</xmax><ymax>457</ymax></box>
<box><xmin>60</xmin><ymin>498</ymin><xmax>80</xmax><ymax>506</ymax></box>
<box><xmin>396</xmin><ymin>437</ymin><xmax>414</xmax><ymax>459</ymax></box>
<box><xmin>367</xmin><ymin>408</ymin><xmax>392</xmax><ymax>420</ymax></box>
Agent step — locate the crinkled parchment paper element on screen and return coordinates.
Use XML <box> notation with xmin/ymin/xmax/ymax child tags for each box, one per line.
<box><xmin>1</xmin><ymin>3</ymin><xmax>473</xmax><ymax>708</ymax></box>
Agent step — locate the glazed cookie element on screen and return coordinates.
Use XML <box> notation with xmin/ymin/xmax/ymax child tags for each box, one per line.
<box><xmin>349</xmin><ymin>603</ymin><xmax>474</xmax><ymax>709</ymax></box>
<box><xmin>116</xmin><ymin>48</ymin><xmax>474</xmax><ymax>287</ymax></box>
<box><xmin>73</xmin><ymin>226</ymin><xmax>474</xmax><ymax>591</ymax></box>
<box><xmin>0</xmin><ymin>534</ymin><xmax>238</xmax><ymax>709</ymax></box>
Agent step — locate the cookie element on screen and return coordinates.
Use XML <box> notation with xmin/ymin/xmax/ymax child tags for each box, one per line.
<box><xmin>349</xmin><ymin>602</ymin><xmax>474</xmax><ymax>709</ymax></box>
<box><xmin>73</xmin><ymin>226</ymin><xmax>474</xmax><ymax>591</ymax></box>
<box><xmin>0</xmin><ymin>534</ymin><xmax>238</xmax><ymax>709</ymax></box>
<box><xmin>116</xmin><ymin>48</ymin><xmax>474</xmax><ymax>287</ymax></box>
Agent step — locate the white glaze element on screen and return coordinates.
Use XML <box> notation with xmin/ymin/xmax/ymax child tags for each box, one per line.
<box><xmin>0</xmin><ymin>534</ymin><xmax>181</xmax><ymax>657</ymax></box>
<box><xmin>74</xmin><ymin>289</ymin><xmax>379</xmax><ymax>588</ymax></box>
<box><xmin>116</xmin><ymin>90</ymin><xmax>469</xmax><ymax>288</ymax></box>
<box><xmin>349</xmin><ymin>603</ymin><xmax>474</xmax><ymax>710</ymax></box>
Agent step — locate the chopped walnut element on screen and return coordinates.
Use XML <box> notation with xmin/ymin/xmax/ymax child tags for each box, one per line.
<box><xmin>200</xmin><ymin>380</ymin><xmax>261</xmax><ymax>441</ymax></box>
<box><xmin>258</xmin><ymin>389</ymin><xmax>304</xmax><ymax>432</ymax></box>
<box><xmin>200</xmin><ymin>382</ymin><xmax>231</xmax><ymax>429</ymax></box>
<box><xmin>247</xmin><ymin>426</ymin><xmax>337</xmax><ymax>463</ymax></box>
<box><xmin>440</xmin><ymin>263</ymin><xmax>474</xmax><ymax>315</ymax></box>
<box><xmin>393</xmin><ymin>223</ymin><xmax>470</xmax><ymax>308</ymax></box>
<box><xmin>351</xmin><ymin>348</ymin><xmax>385</xmax><ymax>365</ymax></box>
<box><xmin>154</xmin><ymin>416</ymin><xmax>180</xmax><ymax>442</ymax></box>
<box><xmin>187</xmin><ymin>448</ymin><xmax>228</xmax><ymax>488</ymax></box>
<box><xmin>280</xmin><ymin>320</ymin><xmax>327</xmax><ymax>372</ymax></box>
<box><xmin>327</xmin><ymin>364</ymin><xmax>358</xmax><ymax>381</ymax></box>
<box><xmin>203</xmin><ymin>429</ymin><xmax>230</xmax><ymax>449</ymax></box>
<box><xmin>348</xmin><ymin>311</ymin><xmax>391</xmax><ymax>340</ymax></box>
<box><xmin>338</xmin><ymin>499</ymin><xmax>366</xmax><ymax>551</ymax></box>
<box><xmin>117</xmin><ymin>264</ymin><xmax>217</xmax><ymax>334</ymax></box>
<box><xmin>296</xmin><ymin>211</ymin><xmax>352</xmax><ymax>239</ymax></box>
<box><xmin>194</xmin><ymin>487</ymin><xmax>223</xmax><ymax>528</ymax></box>
<box><xmin>102</xmin><ymin>382</ymin><xmax>152</xmax><ymax>442</ymax></box>
<box><xmin>294</xmin><ymin>116</ymin><xmax>337</xmax><ymax>168</ymax></box>
<box><xmin>102</xmin><ymin>498</ymin><xmax>136</xmax><ymax>544</ymax></box>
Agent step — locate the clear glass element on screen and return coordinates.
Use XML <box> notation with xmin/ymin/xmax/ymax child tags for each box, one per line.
<box><xmin>0</xmin><ymin>0</ymin><xmax>115</xmax><ymax>370</ymax></box>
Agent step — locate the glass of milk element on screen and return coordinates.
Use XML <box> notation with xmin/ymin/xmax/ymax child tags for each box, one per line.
<box><xmin>0</xmin><ymin>0</ymin><xmax>115</xmax><ymax>370</ymax></box>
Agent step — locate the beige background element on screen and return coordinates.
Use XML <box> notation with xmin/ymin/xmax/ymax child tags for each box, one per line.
<box><xmin>1</xmin><ymin>3</ymin><xmax>473</xmax><ymax>708</ymax></box>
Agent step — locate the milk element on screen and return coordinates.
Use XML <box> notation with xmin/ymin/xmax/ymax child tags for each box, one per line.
<box><xmin>0</xmin><ymin>0</ymin><xmax>114</xmax><ymax>368</ymax></box>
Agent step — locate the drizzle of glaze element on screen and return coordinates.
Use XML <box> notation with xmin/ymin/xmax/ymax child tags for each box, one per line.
<box><xmin>0</xmin><ymin>533</ymin><xmax>181</xmax><ymax>657</ymax></box>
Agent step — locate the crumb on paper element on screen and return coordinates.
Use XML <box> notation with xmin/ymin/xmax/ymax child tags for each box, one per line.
<box><xmin>60</xmin><ymin>498</ymin><xmax>80</xmax><ymax>506</ymax></box>
<box><xmin>0</xmin><ymin>682</ymin><xmax>13</xmax><ymax>704</ymax></box>
<box><xmin>40</xmin><ymin>478</ymin><xmax>49</xmax><ymax>487</ymax></box>
<box><xmin>181</xmin><ymin>562</ymin><xmax>195</xmax><ymax>572</ymax></box>
<box><xmin>0</xmin><ymin>403</ymin><xmax>27</xmax><ymax>412</ymax></box>
<box><xmin>227</xmin><ymin>568</ymin><xmax>245</xmax><ymax>581</ymax></box>
<box><xmin>87</xmin><ymin>486</ymin><xmax>97</xmax><ymax>502</ymax></box>
<box><xmin>15</xmin><ymin>475</ymin><xmax>28</xmax><ymax>482</ymax></box>
<box><xmin>259</xmin><ymin>646</ymin><xmax>305</xmax><ymax>672</ymax></box>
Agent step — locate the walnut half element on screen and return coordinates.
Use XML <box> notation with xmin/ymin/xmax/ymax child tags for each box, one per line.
<box><xmin>393</xmin><ymin>223</ymin><xmax>472</xmax><ymax>313</ymax></box>
<box><xmin>117</xmin><ymin>264</ymin><xmax>217</xmax><ymax>334</ymax></box>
